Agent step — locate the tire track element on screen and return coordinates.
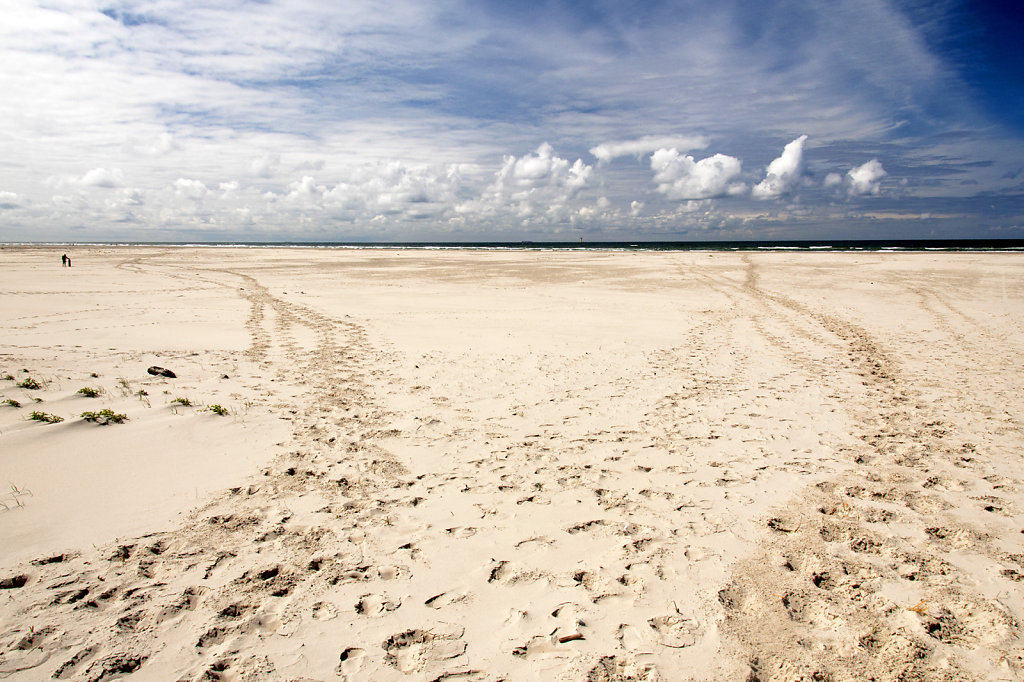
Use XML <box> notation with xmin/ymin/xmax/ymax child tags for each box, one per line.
<box><xmin>715</xmin><ymin>256</ymin><xmax>1024</xmax><ymax>680</ymax></box>
<box><xmin>0</xmin><ymin>263</ymin><xmax>431</xmax><ymax>681</ymax></box>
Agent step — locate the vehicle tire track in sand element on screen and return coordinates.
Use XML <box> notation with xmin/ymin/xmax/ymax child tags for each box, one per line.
<box><xmin>713</xmin><ymin>256</ymin><xmax>1024</xmax><ymax>680</ymax></box>
<box><xmin>4</xmin><ymin>252</ymin><xmax>1022</xmax><ymax>680</ymax></box>
<box><xmin>0</xmin><ymin>265</ymin><xmax>444</xmax><ymax>681</ymax></box>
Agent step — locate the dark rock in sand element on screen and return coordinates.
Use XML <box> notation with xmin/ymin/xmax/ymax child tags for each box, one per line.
<box><xmin>147</xmin><ymin>366</ymin><xmax>176</xmax><ymax>378</ymax></box>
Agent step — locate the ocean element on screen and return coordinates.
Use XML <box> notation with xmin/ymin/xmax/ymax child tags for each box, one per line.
<box><xmin>10</xmin><ymin>239</ymin><xmax>1024</xmax><ymax>252</ymax></box>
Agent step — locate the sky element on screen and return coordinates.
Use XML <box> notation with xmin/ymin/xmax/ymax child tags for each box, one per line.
<box><xmin>1</xmin><ymin>0</ymin><xmax>1022</xmax><ymax>242</ymax></box>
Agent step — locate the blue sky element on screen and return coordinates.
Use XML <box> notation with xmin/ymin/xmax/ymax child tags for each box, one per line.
<box><xmin>1</xmin><ymin>0</ymin><xmax>1021</xmax><ymax>241</ymax></box>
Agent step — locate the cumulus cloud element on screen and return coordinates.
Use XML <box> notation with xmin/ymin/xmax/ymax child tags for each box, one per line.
<box><xmin>250</xmin><ymin>154</ymin><xmax>281</xmax><ymax>179</ymax></box>
<box><xmin>496</xmin><ymin>143</ymin><xmax>592</xmax><ymax>191</ymax></box>
<box><xmin>0</xmin><ymin>191</ymin><xmax>19</xmax><ymax>209</ymax></box>
<box><xmin>116</xmin><ymin>188</ymin><xmax>144</xmax><ymax>206</ymax></box>
<box><xmin>0</xmin><ymin>0</ymin><xmax>1012</xmax><ymax>240</ymax></box>
<box><xmin>174</xmin><ymin>178</ymin><xmax>208</xmax><ymax>199</ymax></box>
<box><xmin>286</xmin><ymin>176</ymin><xmax>325</xmax><ymax>203</ymax></box>
<box><xmin>752</xmin><ymin>135</ymin><xmax>807</xmax><ymax>199</ymax></box>
<box><xmin>650</xmin><ymin>149</ymin><xmax>744</xmax><ymax>200</ymax></box>
<box><xmin>311</xmin><ymin>161</ymin><xmax>465</xmax><ymax>223</ymax></box>
<box><xmin>78</xmin><ymin>168</ymin><xmax>124</xmax><ymax>188</ymax></box>
<box><xmin>460</xmin><ymin>143</ymin><xmax>595</xmax><ymax>224</ymax></box>
<box><xmin>847</xmin><ymin>159</ymin><xmax>887</xmax><ymax>196</ymax></box>
<box><xmin>590</xmin><ymin>135</ymin><xmax>709</xmax><ymax>163</ymax></box>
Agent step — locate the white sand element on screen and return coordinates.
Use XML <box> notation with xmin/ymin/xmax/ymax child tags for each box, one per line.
<box><xmin>0</xmin><ymin>246</ymin><xmax>1022</xmax><ymax>681</ymax></box>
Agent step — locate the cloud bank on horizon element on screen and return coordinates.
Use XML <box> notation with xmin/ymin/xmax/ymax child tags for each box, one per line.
<box><xmin>0</xmin><ymin>0</ymin><xmax>1022</xmax><ymax>241</ymax></box>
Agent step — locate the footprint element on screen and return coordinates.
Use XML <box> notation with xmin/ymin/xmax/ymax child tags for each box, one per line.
<box><xmin>383</xmin><ymin>630</ymin><xmax>433</xmax><ymax>673</ymax></box>
<box><xmin>511</xmin><ymin>634</ymin><xmax>566</xmax><ymax>659</ymax></box>
<box><xmin>0</xmin><ymin>574</ymin><xmax>30</xmax><ymax>589</ymax></box>
<box><xmin>82</xmin><ymin>653</ymin><xmax>148</xmax><ymax>682</ymax></box>
<box><xmin>336</xmin><ymin>647</ymin><xmax>366</xmax><ymax>678</ymax></box>
<box><xmin>156</xmin><ymin>586</ymin><xmax>209</xmax><ymax>623</ymax></box>
<box><xmin>51</xmin><ymin>646</ymin><xmax>100</xmax><ymax>679</ymax></box>
<box><xmin>648</xmin><ymin>614</ymin><xmax>699</xmax><ymax>648</ymax></box>
<box><xmin>355</xmin><ymin>593</ymin><xmax>401</xmax><ymax>615</ymax></box>
<box><xmin>382</xmin><ymin>628</ymin><xmax>466</xmax><ymax>673</ymax></box>
<box><xmin>588</xmin><ymin>654</ymin><xmax>657</xmax><ymax>679</ymax></box>
<box><xmin>616</xmin><ymin>624</ymin><xmax>646</xmax><ymax>651</ymax></box>
<box><xmin>312</xmin><ymin>601</ymin><xmax>338</xmax><ymax>621</ymax></box>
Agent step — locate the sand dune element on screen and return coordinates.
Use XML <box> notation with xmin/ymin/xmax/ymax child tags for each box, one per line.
<box><xmin>1</xmin><ymin>246</ymin><xmax>1022</xmax><ymax>680</ymax></box>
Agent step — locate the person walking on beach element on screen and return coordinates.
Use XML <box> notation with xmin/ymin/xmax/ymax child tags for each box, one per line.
<box><xmin>61</xmin><ymin>253</ymin><xmax>67</xmax><ymax>267</ymax></box>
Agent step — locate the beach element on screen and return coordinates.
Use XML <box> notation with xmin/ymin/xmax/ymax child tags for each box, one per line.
<box><xmin>1</xmin><ymin>245</ymin><xmax>1022</xmax><ymax>681</ymax></box>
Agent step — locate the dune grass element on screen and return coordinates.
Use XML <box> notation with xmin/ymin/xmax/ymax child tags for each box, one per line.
<box><xmin>80</xmin><ymin>409</ymin><xmax>127</xmax><ymax>425</ymax></box>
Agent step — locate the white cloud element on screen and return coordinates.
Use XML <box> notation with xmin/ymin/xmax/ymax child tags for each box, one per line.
<box><xmin>0</xmin><ymin>191</ymin><xmax>19</xmax><ymax>209</ymax></box>
<box><xmin>496</xmin><ymin>143</ymin><xmax>592</xmax><ymax>191</ymax></box>
<box><xmin>115</xmin><ymin>187</ymin><xmax>143</xmax><ymax>206</ymax></box>
<box><xmin>135</xmin><ymin>133</ymin><xmax>177</xmax><ymax>156</ymax></box>
<box><xmin>287</xmin><ymin>176</ymin><xmax>325</xmax><ymax>203</ymax></box>
<box><xmin>250</xmin><ymin>155</ymin><xmax>281</xmax><ymax>179</ymax></box>
<box><xmin>78</xmin><ymin>168</ymin><xmax>124</xmax><ymax>188</ymax></box>
<box><xmin>312</xmin><ymin>161</ymin><xmax>465</xmax><ymax>223</ymax></box>
<box><xmin>468</xmin><ymin>144</ymin><xmax>595</xmax><ymax>224</ymax></box>
<box><xmin>294</xmin><ymin>159</ymin><xmax>325</xmax><ymax>172</ymax></box>
<box><xmin>0</xmin><ymin>0</ymin><xmax>1012</xmax><ymax>240</ymax></box>
<box><xmin>590</xmin><ymin>135</ymin><xmax>709</xmax><ymax>163</ymax></box>
<box><xmin>650</xmin><ymin>148</ymin><xmax>744</xmax><ymax>200</ymax></box>
<box><xmin>847</xmin><ymin>159</ymin><xmax>887</xmax><ymax>196</ymax></box>
<box><xmin>174</xmin><ymin>178</ymin><xmax>208</xmax><ymax>199</ymax></box>
<box><xmin>824</xmin><ymin>172</ymin><xmax>844</xmax><ymax>187</ymax></box>
<box><xmin>752</xmin><ymin>135</ymin><xmax>807</xmax><ymax>199</ymax></box>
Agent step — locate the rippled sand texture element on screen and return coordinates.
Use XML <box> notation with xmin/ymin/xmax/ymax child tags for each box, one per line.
<box><xmin>1</xmin><ymin>246</ymin><xmax>1022</xmax><ymax>681</ymax></box>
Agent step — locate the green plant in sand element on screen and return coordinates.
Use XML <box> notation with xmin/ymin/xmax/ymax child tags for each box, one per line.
<box><xmin>2</xmin><ymin>398</ymin><xmax>21</xmax><ymax>408</ymax></box>
<box><xmin>206</xmin><ymin>404</ymin><xmax>229</xmax><ymax>416</ymax></box>
<box><xmin>114</xmin><ymin>377</ymin><xmax>132</xmax><ymax>396</ymax></box>
<box><xmin>80</xmin><ymin>409</ymin><xmax>127</xmax><ymax>425</ymax></box>
<box><xmin>171</xmin><ymin>397</ymin><xmax>192</xmax><ymax>407</ymax></box>
<box><xmin>29</xmin><ymin>411</ymin><xmax>63</xmax><ymax>423</ymax></box>
<box><xmin>17</xmin><ymin>378</ymin><xmax>41</xmax><ymax>390</ymax></box>
<box><xmin>77</xmin><ymin>387</ymin><xmax>102</xmax><ymax>398</ymax></box>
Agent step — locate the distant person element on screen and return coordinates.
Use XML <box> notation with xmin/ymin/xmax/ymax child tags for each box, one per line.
<box><xmin>67</xmin><ymin>256</ymin><xmax>71</xmax><ymax>268</ymax></box>
<box><xmin>61</xmin><ymin>253</ymin><xmax>67</xmax><ymax>267</ymax></box>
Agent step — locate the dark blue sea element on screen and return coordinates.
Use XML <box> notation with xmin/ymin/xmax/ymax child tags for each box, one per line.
<box><xmin>28</xmin><ymin>239</ymin><xmax>1024</xmax><ymax>252</ymax></box>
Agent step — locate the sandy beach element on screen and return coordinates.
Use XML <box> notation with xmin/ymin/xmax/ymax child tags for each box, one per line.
<box><xmin>1</xmin><ymin>246</ymin><xmax>1022</xmax><ymax>681</ymax></box>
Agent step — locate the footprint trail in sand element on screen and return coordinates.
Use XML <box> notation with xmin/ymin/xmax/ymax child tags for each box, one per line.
<box><xmin>1</xmin><ymin>248</ymin><xmax>1022</xmax><ymax>681</ymax></box>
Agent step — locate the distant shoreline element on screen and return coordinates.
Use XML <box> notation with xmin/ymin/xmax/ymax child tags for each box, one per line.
<box><xmin>4</xmin><ymin>238</ymin><xmax>1024</xmax><ymax>252</ymax></box>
